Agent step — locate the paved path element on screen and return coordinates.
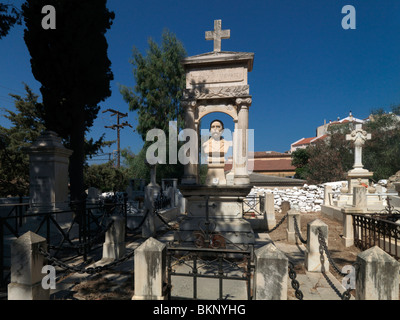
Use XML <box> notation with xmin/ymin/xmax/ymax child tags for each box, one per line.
<box><xmin>49</xmin><ymin>229</ymin><xmax>353</xmax><ymax>300</ymax></box>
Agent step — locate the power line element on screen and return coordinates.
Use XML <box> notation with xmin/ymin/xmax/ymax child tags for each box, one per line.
<box><xmin>102</xmin><ymin>108</ymin><xmax>132</xmax><ymax>169</ymax></box>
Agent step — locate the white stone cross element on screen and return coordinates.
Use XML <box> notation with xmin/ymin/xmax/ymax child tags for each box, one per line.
<box><xmin>205</xmin><ymin>19</ymin><xmax>230</xmax><ymax>52</ymax></box>
<box><xmin>346</xmin><ymin>124</ymin><xmax>371</xmax><ymax>171</ymax></box>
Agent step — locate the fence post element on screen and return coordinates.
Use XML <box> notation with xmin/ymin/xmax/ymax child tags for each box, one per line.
<box><xmin>323</xmin><ymin>185</ymin><xmax>333</xmax><ymax>205</ymax></box>
<box><xmin>132</xmin><ymin>237</ymin><xmax>167</xmax><ymax>300</ymax></box>
<box><xmin>305</xmin><ymin>219</ymin><xmax>329</xmax><ymax>272</ymax></box>
<box><xmin>8</xmin><ymin>231</ymin><xmax>49</xmax><ymax>300</ymax></box>
<box><xmin>265</xmin><ymin>193</ymin><xmax>276</xmax><ymax>230</ymax></box>
<box><xmin>286</xmin><ymin>207</ymin><xmax>300</xmax><ymax>244</ymax></box>
<box><xmin>356</xmin><ymin>246</ymin><xmax>400</xmax><ymax>300</ymax></box>
<box><xmin>253</xmin><ymin>243</ymin><xmax>288</xmax><ymax>300</ymax></box>
<box><xmin>102</xmin><ymin>216</ymin><xmax>126</xmax><ymax>260</ymax></box>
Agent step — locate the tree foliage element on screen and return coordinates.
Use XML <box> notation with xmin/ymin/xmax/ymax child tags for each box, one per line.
<box><xmin>0</xmin><ymin>3</ymin><xmax>21</xmax><ymax>39</ymax></box>
<box><xmin>84</xmin><ymin>161</ymin><xmax>128</xmax><ymax>193</ymax></box>
<box><xmin>22</xmin><ymin>0</ymin><xmax>115</xmax><ymax>204</ymax></box>
<box><xmin>0</xmin><ymin>85</ymin><xmax>45</xmax><ymax>196</ymax></box>
<box><xmin>120</xmin><ymin>30</ymin><xmax>187</xmax><ymax>181</ymax></box>
<box><xmin>120</xmin><ymin>30</ymin><xmax>186</xmax><ymax>140</ymax></box>
<box><xmin>364</xmin><ymin>106</ymin><xmax>400</xmax><ymax>180</ymax></box>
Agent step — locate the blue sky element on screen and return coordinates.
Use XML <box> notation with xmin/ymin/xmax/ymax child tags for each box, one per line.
<box><xmin>1</xmin><ymin>0</ymin><xmax>400</xmax><ymax>164</ymax></box>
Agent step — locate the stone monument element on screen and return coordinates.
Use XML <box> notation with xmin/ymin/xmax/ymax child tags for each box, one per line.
<box><xmin>345</xmin><ymin>124</ymin><xmax>373</xmax><ymax>193</ymax></box>
<box><xmin>176</xmin><ymin>20</ymin><xmax>255</xmax><ymax>247</ymax></box>
<box><xmin>25</xmin><ymin>131</ymin><xmax>73</xmax><ymax>215</ymax></box>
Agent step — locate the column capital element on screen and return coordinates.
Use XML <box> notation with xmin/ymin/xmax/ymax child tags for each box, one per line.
<box><xmin>181</xmin><ymin>100</ymin><xmax>197</xmax><ymax>110</ymax></box>
<box><xmin>235</xmin><ymin>97</ymin><xmax>252</xmax><ymax>107</ymax></box>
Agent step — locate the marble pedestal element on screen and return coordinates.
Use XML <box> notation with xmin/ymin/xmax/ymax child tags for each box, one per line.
<box><xmin>175</xmin><ymin>185</ymin><xmax>255</xmax><ymax>247</ymax></box>
<box><xmin>346</xmin><ymin>169</ymin><xmax>373</xmax><ymax>194</ymax></box>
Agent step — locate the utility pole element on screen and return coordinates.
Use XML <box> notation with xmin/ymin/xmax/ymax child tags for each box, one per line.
<box><xmin>102</xmin><ymin>108</ymin><xmax>132</xmax><ymax>168</ymax></box>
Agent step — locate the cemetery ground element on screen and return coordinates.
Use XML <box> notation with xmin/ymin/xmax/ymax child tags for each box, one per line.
<box><xmin>38</xmin><ymin>210</ymin><xmax>367</xmax><ymax>301</ymax></box>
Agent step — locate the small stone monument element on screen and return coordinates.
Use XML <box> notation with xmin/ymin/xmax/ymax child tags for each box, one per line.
<box><xmin>25</xmin><ymin>131</ymin><xmax>73</xmax><ymax>215</ymax></box>
<box><xmin>345</xmin><ymin>124</ymin><xmax>373</xmax><ymax>193</ymax></box>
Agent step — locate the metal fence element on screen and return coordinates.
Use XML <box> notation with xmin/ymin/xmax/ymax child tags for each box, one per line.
<box><xmin>0</xmin><ymin>201</ymin><xmax>126</xmax><ymax>287</ymax></box>
<box><xmin>353</xmin><ymin>214</ymin><xmax>400</xmax><ymax>260</ymax></box>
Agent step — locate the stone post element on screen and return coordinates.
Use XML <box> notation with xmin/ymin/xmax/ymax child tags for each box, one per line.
<box><xmin>323</xmin><ymin>185</ymin><xmax>332</xmax><ymax>206</ymax></box>
<box><xmin>132</xmin><ymin>237</ymin><xmax>167</xmax><ymax>300</ymax></box>
<box><xmin>286</xmin><ymin>208</ymin><xmax>301</xmax><ymax>244</ymax></box>
<box><xmin>253</xmin><ymin>243</ymin><xmax>288</xmax><ymax>300</ymax></box>
<box><xmin>102</xmin><ymin>216</ymin><xmax>126</xmax><ymax>260</ymax></box>
<box><xmin>265</xmin><ymin>192</ymin><xmax>276</xmax><ymax>230</ymax></box>
<box><xmin>305</xmin><ymin>219</ymin><xmax>329</xmax><ymax>272</ymax></box>
<box><xmin>8</xmin><ymin>231</ymin><xmax>50</xmax><ymax>300</ymax></box>
<box><xmin>356</xmin><ymin>246</ymin><xmax>400</xmax><ymax>300</ymax></box>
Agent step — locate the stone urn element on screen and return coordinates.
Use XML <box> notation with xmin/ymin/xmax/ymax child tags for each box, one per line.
<box><xmin>340</xmin><ymin>182</ymin><xmax>348</xmax><ymax>193</ymax></box>
<box><xmin>367</xmin><ymin>182</ymin><xmax>376</xmax><ymax>194</ymax></box>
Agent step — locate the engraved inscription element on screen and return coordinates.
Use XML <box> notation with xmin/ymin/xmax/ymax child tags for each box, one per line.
<box><xmin>188</xmin><ymin>67</ymin><xmax>244</xmax><ymax>85</ymax></box>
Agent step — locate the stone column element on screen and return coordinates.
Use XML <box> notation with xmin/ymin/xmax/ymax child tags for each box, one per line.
<box><xmin>286</xmin><ymin>208</ymin><xmax>301</xmax><ymax>244</ymax></box>
<box><xmin>8</xmin><ymin>231</ymin><xmax>50</xmax><ymax>300</ymax></box>
<box><xmin>265</xmin><ymin>193</ymin><xmax>276</xmax><ymax>230</ymax></box>
<box><xmin>253</xmin><ymin>243</ymin><xmax>288</xmax><ymax>300</ymax></box>
<box><xmin>226</xmin><ymin>121</ymin><xmax>238</xmax><ymax>186</ymax></box>
<box><xmin>181</xmin><ymin>101</ymin><xmax>198</xmax><ymax>185</ymax></box>
<box><xmin>356</xmin><ymin>246</ymin><xmax>400</xmax><ymax>300</ymax></box>
<box><xmin>132</xmin><ymin>237</ymin><xmax>167</xmax><ymax>300</ymax></box>
<box><xmin>102</xmin><ymin>216</ymin><xmax>126</xmax><ymax>260</ymax></box>
<box><xmin>305</xmin><ymin>219</ymin><xmax>329</xmax><ymax>272</ymax></box>
<box><xmin>234</xmin><ymin>98</ymin><xmax>251</xmax><ymax>185</ymax></box>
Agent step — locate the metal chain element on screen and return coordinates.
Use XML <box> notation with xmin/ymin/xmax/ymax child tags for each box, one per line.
<box><xmin>288</xmin><ymin>261</ymin><xmax>303</xmax><ymax>300</ymax></box>
<box><xmin>293</xmin><ymin>215</ymin><xmax>307</xmax><ymax>244</ymax></box>
<box><xmin>48</xmin><ymin>220</ymin><xmax>115</xmax><ymax>252</ymax></box>
<box><xmin>154</xmin><ymin>208</ymin><xmax>178</xmax><ymax>230</ymax></box>
<box><xmin>125</xmin><ymin>209</ymin><xmax>149</xmax><ymax>233</ymax></box>
<box><xmin>39</xmin><ymin>245</ymin><xmax>135</xmax><ymax>275</ymax></box>
<box><xmin>266</xmin><ymin>213</ymin><xmax>288</xmax><ymax>233</ymax></box>
<box><xmin>317</xmin><ymin>228</ymin><xmax>348</xmax><ymax>277</ymax></box>
<box><xmin>317</xmin><ymin>227</ymin><xmax>356</xmax><ymax>300</ymax></box>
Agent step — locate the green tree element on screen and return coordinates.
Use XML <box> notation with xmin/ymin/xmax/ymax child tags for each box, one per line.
<box><xmin>0</xmin><ymin>3</ymin><xmax>21</xmax><ymax>39</ymax></box>
<box><xmin>22</xmin><ymin>0</ymin><xmax>115</xmax><ymax>206</ymax></box>
<box><xmin>120</xmin><ymin>30</ymin><xmax>187</xmax><ymax>180</ymax></box>
<box><xmin>84</xmin><ymin>161</ymin><xmax>128</xmax><ymax>193</ymax></box>
<box><xmin>0</xmin><ymin>85</ymin><xmax>44</xmax><ymax>196</ymax></box>
<box><xmin>364</xmin><ymin>106</ymin><xmax>400</xmax><ymax>180</ymax></box>
<box><xmin>291</xmin><ymin>148</ymin><xmax>310</xmax><ymax>180</ymax></box>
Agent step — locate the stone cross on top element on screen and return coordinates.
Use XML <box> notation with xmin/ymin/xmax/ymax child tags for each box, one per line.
<box><xmin>346</xmin><ymin>124</ymin><xmax>371</xmax><ymax>171</ymax></box>
<box><xmin>205</xmin><ymin>19</ymin><xmax>230</xmax><ymax>52</ymax></box>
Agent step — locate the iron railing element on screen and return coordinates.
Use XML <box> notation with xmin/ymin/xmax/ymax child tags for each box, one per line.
<box><xmin>353</xmin><ymin>214</ymin><xmax>400</xmax><ymax>259</ymax></box>
<box><xmin>166</xmin><ymin>246</ymin><xmax>253</xmax><ymax>300</ymax></box>
<box><xmin>0</xmin><ymin>201</ymin><xmax>126</xmax><ymax>287</ymax></box>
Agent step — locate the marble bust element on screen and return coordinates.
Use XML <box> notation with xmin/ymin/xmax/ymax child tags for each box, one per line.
<box><xmin>202</xmin><ymin>120</ymin><xmax>232</xmax><ymax>185</ymax></box>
